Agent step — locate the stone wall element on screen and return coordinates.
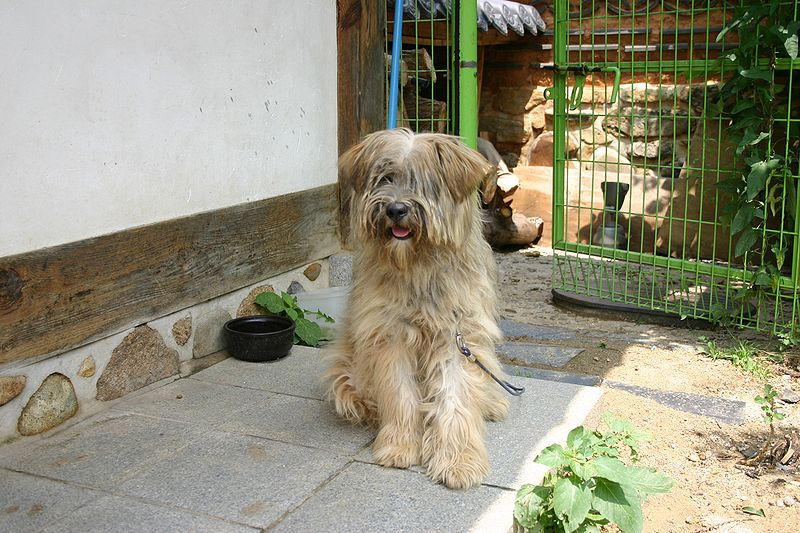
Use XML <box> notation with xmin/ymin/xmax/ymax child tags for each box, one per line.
<box><xmin>0</xmin><ymin>260</ymin><xmax>332</xmax><ymax>443</ymax></box>
<box><xmin>481</xmin><ymin>78</ymin><xmax>716</xmax><ymax>171</ymax></box>
<box><xmin>477</xmin><ymin>0</ymin><xmax>731</xmax><ymax>168</ymax></box>
<box><xmin>494</xmin><ymin>80</ymin><xmax>739</xmax><ymax>261</ymax></box>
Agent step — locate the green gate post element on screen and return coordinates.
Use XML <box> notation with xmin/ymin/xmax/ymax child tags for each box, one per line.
<box><xmin>457</xmin><ymin>0</ymin><xmax>478</xmax><ymax>148</ymax></box>
<box><xmin>551</xmin><ymin>0</ymin><xmax>568</xmax><ymax>248</ymax></box>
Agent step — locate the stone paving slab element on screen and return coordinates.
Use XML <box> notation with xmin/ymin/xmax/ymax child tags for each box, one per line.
<box><xmin>115</xmin><ymin>431</ymin><xmax>350</xmax><ymax>529</ymax></box>
<box><xmin>0</xmin><ymin>469</ymin><xmax>100</xmax><ymax>533</ymax></box>
<box><xmin>497</xmin><ymin>342</ymin><xmax>584</xmax><ymax>368</ymax></box>
<box><xmin>218</xmin><ymin>393</ymin><xmax>374</xmax><ymax>455</ymax></box>
<box><xmin>192</xmin><ymin>346</ymin><xmax>327</xmax><ymax>400</ymax></box>
<box><xmin>604</xmin><ymin>379</ymin><xmax>747</xmax><ymax>425</ymax></box>
<box><xmin>504</xmin><ymin>364</ymin><xmax>602</xmax><ymax>387</ymax></box>
<box><xmin>272</xmin><ymin>461</ymin><xmax>517</xmax><ymax>533</ymax></box>
<box><xmin>500</xmin><ymin>319</ymin><xmax>578</xmax><ymax>341</ymax></box>
<box><xmin>110</xmin><ymin>378</ymin><xmax>276</xmax><ymax>426</ymax></box>
<box><xmin>0</xmin><ymin>412</ymin><xmax>196</xmax><ymax>490</ymax></box>
<box><xmin>483</xmin><ymin>377</ymin><xmax>603</xmax><ymax>489</ymax></box>
<box><xmin>38</xmin><ymin>495</ymin><xmax>257</xmax><ymax>533</ymax></box>
<box><xmin>116</xmin><ymin>369</ymin><xmax>372</xmax><ymax>455</ymax></box>
<box><xmin>0</xmin><ymin>348</ymin><xmax>604</xmax><ymax>533</ymax></box>
<box><xmin>353</xmin><ymin>375</ymin><xmax>603</xmax><ymax>491</ymax></box>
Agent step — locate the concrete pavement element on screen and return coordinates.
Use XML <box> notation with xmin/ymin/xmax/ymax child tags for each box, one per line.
<box><xmin>0</xmin><ymin>345</ymin><xmax>603</xmax><ymax>532</ymax></box>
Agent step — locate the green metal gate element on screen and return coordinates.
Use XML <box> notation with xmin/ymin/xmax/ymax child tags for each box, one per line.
<box><xmin>549</xmin><ymin>0</ymin><xmax>800</xmax><ymax>334</ymax></box>
<box><xmin>384</xmin><ymin>1</ymin><xmax>479</xmax><ymax>146</ymax></box>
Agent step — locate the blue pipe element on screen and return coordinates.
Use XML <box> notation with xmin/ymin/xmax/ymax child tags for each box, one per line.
<box><xmin>387</xmin><ymin>0</ymin><xmax>405</xmax><ymax>128</ymax></box>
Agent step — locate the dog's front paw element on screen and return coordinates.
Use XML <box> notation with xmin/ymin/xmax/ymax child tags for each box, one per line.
<box><xmin>482</xmin><ymin>395</ymin><xmax>509</xmax><ymax>422</ymax></box>
<box><xmin>426</xmin><ymin>447</ymin><xmax>489</xmax><ymax>490</ymax></box>
<box><xmin>330</xmin><ymin>375</ymin><xmax>377</xmax><ymax>425</ymax></box>
<box><xmin>372</xmin><ymin>427</ymin><xmax>420</xmax><ymax>469</ymax></box>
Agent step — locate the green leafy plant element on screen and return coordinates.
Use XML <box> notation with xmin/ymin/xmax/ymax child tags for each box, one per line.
<box><xmin>714</xmin><ymin>0</ymin><xmax>800</xmax><ymax>296</ymax></box>
<box><xmin>254</xmin><ymin>291</ymin><xmax>333</xmax><ymax>347</ymax></box>
<box><xmin>514</xmin><ymin>413</ymin><xmax>673</xmax><ymax>533</ymax></box>
<box><xmin>742</xmin><ymin>506</ymin><xmax>766</xmax><ymax>518</ymax></box>
<box><xmin>755</xmin><ymin>383</ymin><xmax>786</xmax><ymax>438</ymax></box>
<box><xmin>700</xmin><ymin>338</ymin><xmax>772</xmax><ymax>380</ymax></box>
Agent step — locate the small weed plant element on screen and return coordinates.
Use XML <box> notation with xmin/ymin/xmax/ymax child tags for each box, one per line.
<box><xmin>755</xmin><ymin>383</ymin><xmax>786</xmax><ymax>438</ymax></box>
<box><xmin>700</xmin><ymin>337</ymin><xmax>772</xmax><ymax>380</ymax></box>
<box><xmin>514</xmin><ymin>412</ymin><xmax>673</xmax><ymax>533</ymax></box>
<box><xmin>740</xmin><ymin>383</ymin><xmax>799</xmax><ymax>468</ymax></box>
<box><xmin>255</xmin><ymin>291</ymin><xmax>333</xmax><ymax>347</ymax></box>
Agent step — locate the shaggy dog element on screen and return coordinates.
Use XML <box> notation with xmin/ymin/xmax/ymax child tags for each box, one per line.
<box><xmin>325</xmin><ymin>128</ymin><xmax>509</xmax><ymax>490</ymax></box>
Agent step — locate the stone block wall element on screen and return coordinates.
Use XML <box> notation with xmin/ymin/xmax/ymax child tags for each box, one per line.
<box><xmin>495</xmin><ymin>79</ymin><xmax>739</xmax><ymax>261</ymax></box>
<box><xmin>478</xmin><ymin>1</ymin><xmax>731</xmax><ymax>169</ymax></box>
<box><xmin>481</xmin><ymin>78</ymin><xmax>716</xmax><ymax>171</ymax></box>
<box><xmin>0</xmin><ymin>260</ymin><xmax>331</xmax><ymax>443</ymax></box>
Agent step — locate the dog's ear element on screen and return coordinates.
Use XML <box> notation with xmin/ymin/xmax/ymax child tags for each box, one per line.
<box><xmin>430</xmin><ymin>135</ymin><xmax>493</xmax><ymax>201</ymax></box>
<box><xmin>338</xmin><ymin>138</ymin><xmax>374</xmax><ymax>247</ymax></box>
<box><xmin>338</xmin><ymin>139</ymin><xmax>370</xmax><ymax>195</ymax></box>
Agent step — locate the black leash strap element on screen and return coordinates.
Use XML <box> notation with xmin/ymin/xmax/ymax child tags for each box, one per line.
<box><xmin>456</xmin><ymin>333</ymin><xmax>525</xmax><ymax>396</ymax></box>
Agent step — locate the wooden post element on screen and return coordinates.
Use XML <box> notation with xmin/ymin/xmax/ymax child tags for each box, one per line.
<box><xmin>337</xmin><ymin>0</ymin><xmax>386</xmax><ymax>246</ymax></box>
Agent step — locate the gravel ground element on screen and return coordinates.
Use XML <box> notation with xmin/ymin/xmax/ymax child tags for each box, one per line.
<box><xmin>495</xmin><ymin>246</ymin><xmax>800</xmax><ymax>533</ymax></box>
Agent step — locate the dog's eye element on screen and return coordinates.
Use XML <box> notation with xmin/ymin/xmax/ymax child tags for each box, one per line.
<box><xmin>378</xmin><ymin>175</ymin><xmax>393</xmax><ymax>185</ymax></box>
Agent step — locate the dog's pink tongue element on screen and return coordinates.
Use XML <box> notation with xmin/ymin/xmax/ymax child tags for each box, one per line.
<box><xmin>392</xmin><ymin>226</ymin><xmax>411</xmax><ymax>239</ymax></box>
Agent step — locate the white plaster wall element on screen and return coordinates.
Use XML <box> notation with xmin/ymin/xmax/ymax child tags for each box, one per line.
<box><xmin>0</xmin><ymin>0</ymin><xmax>337</xmax><ymax>257</ymax></box>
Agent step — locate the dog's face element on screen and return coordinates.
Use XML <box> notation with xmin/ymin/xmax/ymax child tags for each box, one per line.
<box><xmin>339</xmin><ymin>129</ymin><xmax>490</xmax><ymax>264</ymax></box>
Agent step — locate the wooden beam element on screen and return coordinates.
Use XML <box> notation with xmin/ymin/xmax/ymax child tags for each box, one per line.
<box><xmin>0</xmin><ymin>185</ymin><xmax>339</xmax><ymax>365</ymax></box>
<box><xmin>337</xmin><ymin>0</ymin><xmax>385</xmax><ymax>246</ymax></box>
<box><xmin>337</xmin><ymin>0</ymin><xmax>385</xmax><ymax>154</ymax></box>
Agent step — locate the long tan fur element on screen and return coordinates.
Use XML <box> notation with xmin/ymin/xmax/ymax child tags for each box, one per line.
<box><xmin>325</xmin><ymin>128</ymin><xmax>509</xmax><ymax>490</ymax></box>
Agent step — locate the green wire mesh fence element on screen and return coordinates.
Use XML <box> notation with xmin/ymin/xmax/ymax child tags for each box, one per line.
<box><xmin>385</xmin><ymin>1</ymin><xmax>456</xmax><ymax>134</ymax></box>
<box><xmin>550</xmin><ymin>0</ymin><xmax>800</xmax><ymax>334</ymax></box>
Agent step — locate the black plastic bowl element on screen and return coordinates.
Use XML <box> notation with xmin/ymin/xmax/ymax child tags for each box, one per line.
<box><xmin>223</xmin><ymin>315</ymin><xmax>295</xmax><ymax>362</ymax></box>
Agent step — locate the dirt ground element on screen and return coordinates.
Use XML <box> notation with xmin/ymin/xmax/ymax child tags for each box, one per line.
<box><xmin>495</xmin><ymin>247</ymin><xmax>800</xmax><ymax>533</ymax></box>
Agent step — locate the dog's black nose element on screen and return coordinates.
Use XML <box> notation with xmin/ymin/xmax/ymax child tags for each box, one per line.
<box><xmin>386</xmin><ymin>202</ymin><xmax>409</xmax><ymax>222</ymax></box>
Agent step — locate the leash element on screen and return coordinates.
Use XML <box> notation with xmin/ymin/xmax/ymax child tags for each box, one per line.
<box><xmin>456</xmin><ymin>333</ymin><xmax>525</xmax><ymax>396</ymax></box>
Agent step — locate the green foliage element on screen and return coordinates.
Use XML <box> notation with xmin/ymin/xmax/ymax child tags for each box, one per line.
<box><xmin>714</xmin><ymin>0</ymin><xmax>799</xmax><ymax>282</ymax></box>
<box><xmin>254</xmin><ymin>291</ymin><xmax>334</xmax><ymax>347</ymax></box>
<box><xmin>754</xmin><ymin>383</ymin><xmax>786</xmax><ymax>436</ymax></box>
<box><xmin>514</xmin><ymin>413</ymin><xmax>673</xmax><ymax>533</ymax></box>
<box><xmin>775</xmin><ymin>328</ymin><xmax>800</xmax><ymax>350</ymax></box>
<box><xmin>700</xmin><ymin>338</ymin><xmax>772</xmax><ymax>380</ymax></box>
<box><xmin>742</xmin><ymin>506</ymin><xmax>766</xmax><ymax>518</ymax></box>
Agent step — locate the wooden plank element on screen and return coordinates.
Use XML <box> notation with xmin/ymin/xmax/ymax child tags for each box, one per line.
<box><xmin>337</xmin><ymin>0</ymin><xmax>385</xmax><ymax>245</ymax></box>
<box><xmin>0</xmin><ymin>184</ymin><xmax>339</xmax><ymax>365</ymax></box>
<box><xmin>337</xmin><ymin>0</ymin><xmax>385</xmax><ymax>154</ymax></box>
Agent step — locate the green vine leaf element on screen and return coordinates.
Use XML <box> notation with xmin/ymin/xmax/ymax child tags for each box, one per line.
<box><xmin>738</xmin><ymin>68</ymin><xmax>773</xmax><ymax>81</ymax></box>
<box><xmin>754</xmin><ymin>270</ymin><xmax>772</xmax><ymax>288</ymax></box>
<box><xmin>771</xmin><ymin>241</ymin><xmax>786</xmax><ymax>270</ymax></box>
<box><xmin>771</xmin><ymin>21</ymin><xmax>800</xmax><ymax>58</ymax></box>
<box><xmin>735</xmin><ymin>227</ymin><xmax>759</xmax><ymax>258</ymax></box>
<box><xmin>746</xmin><ymin>158</ymin><xmax>782</xmax><ymax>201</ymax></box>
<box><xmin>731</xmin><ymin>204</ymin><xmax>755</xmax><ymax>234</ymax></box>
<box><xmin>739</xmin><ymin>129</ymin><xmax>769</xmax><ymax>151</ymax></box>
<box><xmin>730</xmin><ymin>100</ymin><xmax>755</xmax><ymax>114</ymax></box>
